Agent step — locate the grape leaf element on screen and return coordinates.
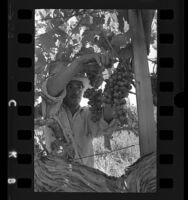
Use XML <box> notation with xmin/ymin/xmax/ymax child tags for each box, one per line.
<box><xmin>89</xmin><ymin>15</ymin><xmax>104</xmax><ymax>30</ymax></box>
<box><xmin>55</xmin><ymin>28</ymin><xmax>67</xmax><ymax>43</ymax></box>
<box><xmin>71</xmin><ymin>24</ymin><xmax>81</xmax><ymax>35</ymax></box>
<box><xmin>117</xmin><ymin>10</ymin><xmax>129</xmax><ymax>32</ymax></box>
<box><xmin>111</xmin><ymin>30</ymin><xmax>131</xmax><ymax>49</ymax></box>
<box><xmin>82</xmin><ymin>30</ymin><xmax>100</xmax><ymax>46</ymax></box>
<box><xmin>106</xmin><ymin>16</ymin><xmax>111</xmax><ymax>27</ymax></box>
<box><xmin>38</xmin><ymin>10</ymin><xmax>47</xmax><ymax>20</ymax></box>
<box><xmin>38</xmin><ymin>31</ymin><xmax>57</xmax><ymax>53</ymax></box>
<box><xmin>35</xmin><ymin>47</ymin><xmax>47</xmax><ymax>74</ymax></box>
<box><xmin>80</xmin><ymin>14</ymin><xmax>91</xmax><ymax>26</ymax></box>
<box><xmin>75</xmin><ymin>46</ymin><xmax>95</xmax><ymax>56</ymax></box>
<box><xmin>50</xmin><ymin>18</ymin><xmax>63</xmax><ymax>28</ymax></box>
<box><xmin>53</xmin><ymin>9</ymin><xmax>64</xmax><ymax>18</ymax></box>
<box><xmin>96</xmin><ymin>35</ymin><xmax>109</xmax><ymax>51</ymax></box>
<box><xmin>118</xmin><ymin>43</ymin><xmax>133</xmax><ymax>61</ymax></box>
<box><xmin>35</xmin><ymin>103</ymin><xmax>43</xmax><ymax>119</ymax></box>
<box><xmin>55</xmin><ymin>43</ymin><xmax>74</xmax><ymax>63</ymax></box>
<box><xmin>150</xmin><ymin>31</ymin><xmax>157</xmax><ymax>45</ymax></box>
<box><xmin>60</xmin><ymin>9</ymin><xmax>74</xmax><ymax>19</ymax></box>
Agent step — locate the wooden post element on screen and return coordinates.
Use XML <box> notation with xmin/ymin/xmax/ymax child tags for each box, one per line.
<box><xmin>128</xmin><ymin>10</ymin><xmax>156</xmax><ymax>156</ymax></box>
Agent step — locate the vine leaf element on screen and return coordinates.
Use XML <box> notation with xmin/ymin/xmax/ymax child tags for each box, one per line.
<box><xmin>35</xmin><ymin>103</ymin><xmax>43</xmax><ymax>119</ymax></box>
<box><xmin>118</xmin><ymin>43</ymin><xmax>133</xmax><ymax>61</ymax></box>
<box><xmin>117</xmin><ymin>10</ymin><xmax>129</xmax><ymax>32</ymax></box>
<box><xmin>79</xmin><ymin>14</ymin><xmax>92</xmax><ymax>26</ymax></box>
<box><xmin>56</xmin><ymin>28</ymin><xmax>68</xmax><ymax>44</ymax></box>
<box><xmin>37</xmin><ymin>31</ymin><xmax>57</xmax><ymax>54</ymax></box>
<box><xmin>35</xmin><ymin>47</ymin><xmax>47</xmax><ymax>74</ymax></box>
<box><xmin>60</xmin><ymin>9</ymin><xmax>74</xmax><ymax>19</ymax></box>
<box><xmin>150</xmin><ymin>31</ymin><xmax>157</xmax><ymax>45</ymax></box>
<box><xmin>75</xmin><ymin>46</ymin><xmax>95</xmax><ymax>57</ymax></box>
<box><xmin>55</xmin><ymin>28</ymin><xmax>67</xmax><ymax>36</ymax></box>
<box><xmin>111</xmin><ymin>30</ymin><xmax>131</xmax><ymax>49</ymax></box>
<box><xmin>38</xmin><ymin>10</ymin><xmax>47</xmax><ymax>20</ymax></box>
<box><xmin>50</xmin><ymin>18</ymin><xmax>63</xmax><ymax>28</ymax></box>
<box><xmin>95</xmin><ymin>34</ymin><xmax>110</xmax><ymax>51</ymax></box>
<box><xmin>55</xmin><ymin>43</ymin><xmax>75</xmax><ymax>63</ymax></box>
<box><xmin>82</xmin><ymin>30</ymin><xmax>100</xmax><ymax>46</ymax></box>
<box><xmin>92</xmin><ymin>15</ymin><xmax>105</xmax><ymax>28</ymax></box>
<box><xmin>150</xmin><ymin>15</ymin><xmax>157</xmax><ymax>51</ymax></box>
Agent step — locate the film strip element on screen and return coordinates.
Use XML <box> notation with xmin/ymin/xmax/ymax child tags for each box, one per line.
<box><xmin>7</xmin><ymin>2</ymin><xmax>184</xmax><ymax>200</ymax></box>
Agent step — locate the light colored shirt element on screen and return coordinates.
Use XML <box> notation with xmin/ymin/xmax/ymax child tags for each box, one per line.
<box><xmin>41</xmin><ymin>78</ymin><xmax>118</xmax><ymax>168</ymax></box>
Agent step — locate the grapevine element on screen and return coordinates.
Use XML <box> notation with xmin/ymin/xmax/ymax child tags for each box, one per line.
<box><xmin>103</xmin><ymin>60</ymin><xmax>134</xmax><ymax>127</ymax></box>
<box><xmin>83</xmin><ymin>88</ymin><xmax>103</xmax><ymax>122</ymax></box>
<box><xmin>84</xmin><ymin>57</ymin><xmax>134</xmax><ymax>128</ymax></box>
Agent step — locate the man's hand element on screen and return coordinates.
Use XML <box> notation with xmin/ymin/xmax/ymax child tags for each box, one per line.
<box><xmin>103</xmin><ymin>103</ymin><xmax>115</xmax><ymax>124</ymax></box>
<box><xmin>75</xmin><ymin>53</ymin><xmax>111</xmax><ymax>73</ymax></box>
<box><xmin>47</xmin><ymin>53</ymin><xmax>111</xmax><ymax>97</ymax></box>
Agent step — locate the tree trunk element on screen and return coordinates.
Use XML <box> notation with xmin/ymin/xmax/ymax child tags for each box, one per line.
<box><xmin>34</xmin><ymin>151</ymin><xmax>156</xmax><ymax>192</ymax></box>
<box><xmin>128</xmin><ymin>10</ymin><xmax>156</xmax><ymax>156</ymax></box>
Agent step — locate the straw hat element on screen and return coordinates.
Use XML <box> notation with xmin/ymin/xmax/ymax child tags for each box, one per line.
<box><xmin>71</xmin><ymin>72</ymin><xmax>92</xmax><ymax>92</ymax></box>
<box><xmin>49</xmin><ymin>60</ymin><xmax>91</xmax><ymax>91</ymax></box>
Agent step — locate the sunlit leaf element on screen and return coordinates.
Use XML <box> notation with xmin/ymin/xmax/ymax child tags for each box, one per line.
<box><xmin>75</xmin><ymin>46</ymin><xmax>95</xmax><ymax>57</ymax></box>
<box><xmin>35</xmin><ymin>47</ymin><xmax>47</xmax><ymax>74</ymax></box>
<box><xmin>35</xmin><ymin>103</ymin><xmax>43</xmax><ymax>119</ymax></box>
<box><xmin>50</xmin><ymin>18</ymin><xmax>63</xmax><ymax>28</ymax></box>
<box><xmin>79</xmin><ymin>14</ymin><xmax>92</xmax><ymax>26</ymax></box>
<box><xmin>38</xmin><ymin>9</ymin><xmax>47</xmax><ymax>20</ymax></box>
<box><xmin>38</xmin><ymin>31</ymin><xmax>57</xmax><ymax>53</ymax></box>
<box><xmin>96</xmin><ymin>34</ymin><xmax>109</xmax><ymax>51</ymax></box>
<box><xmin>116</xmin><ymin>10</ymin><xmax>128</xmax><ymax>32</ymax></box>
<box><xmin>82</xmin><ymin>30</ymin><xmax>99</xmax><ymax>46</ymax></box>
<box><xmin>55</xmin><ymin>28</ymin><xmax>67</xmax><ymax>37</ymax></box>
<box><xmin>92</xmin><ymin>15</ymin><xmax>105</xmax><ymax>27</ymax></box>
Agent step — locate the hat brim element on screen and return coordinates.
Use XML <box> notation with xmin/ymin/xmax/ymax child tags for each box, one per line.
<box><xmin>71</xmin><ymin>77</ymin><xmax>92</xmax><ymax>92</ymax></box>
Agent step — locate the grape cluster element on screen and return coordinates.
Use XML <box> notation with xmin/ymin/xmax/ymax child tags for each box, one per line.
<box><xmin>83</xmin><ymin>59</ymin><xmax>134</xmax><ymax>126</ymax></box>
<box><xmin>83</xmin><ymin>88</ymin><xmax>103</xmax><ymax>122</ymax></box>
<box><xmin>87</xmin><ymin>72</ymin><xmax>104</xmax><ymax>89</ymax></box>
<box><xmin>103</xmin><ymin>62</ymin><xmax>134</xmax><ymax>126</ymax></box>
<box><xmin>85</xmin><ymin>62</ymin><xmax>104</xmax><ymax>89</ymax></box>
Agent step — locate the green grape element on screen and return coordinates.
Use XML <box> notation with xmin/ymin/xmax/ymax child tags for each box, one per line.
<box><xmin>84</xmin><ymin>88</ymin><xmax>103</xmax><ymax>123</ymax></box>
<box><xmin>102</xmin><ymin>60</ymin><xmax>134</xmax><ymax>127</ymax></box>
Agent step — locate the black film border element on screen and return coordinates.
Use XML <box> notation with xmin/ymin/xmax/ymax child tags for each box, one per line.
<box><xmin>7</xmin><ymin>3</ymin><xmax>184</xmax><ymax>200</ymax></box>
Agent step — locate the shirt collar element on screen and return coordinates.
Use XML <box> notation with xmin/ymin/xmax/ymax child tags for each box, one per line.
<box><xmin>62</xmin><ymin>103</ymin><xmax>83</xmax><ymax>115</ymax></box>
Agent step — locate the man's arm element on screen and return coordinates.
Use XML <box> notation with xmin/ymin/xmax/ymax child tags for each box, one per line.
<box><xmin>47</xmin><ymin>60</ymin><xmax>82</xmax><ymax>97</ymax></box>
<box><xmin>47</xmin><ymin>54</ymin><xmax>103</xmax><ymax>97</ymax></box>
<box><xmin>87</xmin><ymin>104</ymin><xmax>118</xmax><ymax>139</ymax></box>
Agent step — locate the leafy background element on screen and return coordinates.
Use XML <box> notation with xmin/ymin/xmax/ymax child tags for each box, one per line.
<box><xmin>34</xmin><ymin>9</ymin><xmax>157</xmax><ymax>177</ymax></box>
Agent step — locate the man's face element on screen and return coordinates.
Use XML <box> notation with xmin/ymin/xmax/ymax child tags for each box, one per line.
<box><xmin>65</xmin><ymin>80</ymin><xmax>84</xmax><ymax>106</ymax></box>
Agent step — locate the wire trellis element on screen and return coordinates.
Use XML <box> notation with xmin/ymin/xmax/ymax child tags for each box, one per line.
<box><xmin>74</xmin><ymin>143</ymin><xmax>139</xmax><ymax>161</ymax></box>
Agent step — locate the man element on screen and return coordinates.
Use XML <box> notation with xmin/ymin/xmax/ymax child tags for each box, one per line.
<box><xmin>42</xmin><ymin>53</ymin><xmax>118</xmax><ymax>168</ymax></box>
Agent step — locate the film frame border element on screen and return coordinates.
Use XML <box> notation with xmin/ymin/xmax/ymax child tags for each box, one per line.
<box><xmin>7</xmin><ymin>1</ymin><xmax>184</xmax><ymax>199</ymax></box>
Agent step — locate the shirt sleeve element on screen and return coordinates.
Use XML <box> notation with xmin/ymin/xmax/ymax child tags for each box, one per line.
<box><xmin>41</xmin><ymin>76</ymin><xmax>67</xmax><ymax>117</ymax></box>
<box><xmin>87</xmin><ymin>108</ymin><xmax>118</xmax><ymax>138</ymax></box>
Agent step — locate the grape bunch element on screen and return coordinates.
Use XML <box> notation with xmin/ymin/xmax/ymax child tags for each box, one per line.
<box><xmin>83</xmin><ymin>57</ymin><xmax>134</xmax><ymax>125</ymax></box>
<box><xmin>103</xmin><ymin>62</ymin><xmax>134</xmax><ymax>126</ymax></box>
<box><xmin>85</xmin><ymin>56</ymin><xmax>115</xmax><ymax>89</ymax></box>
<box><xmin>83</xmin><ymin>88</ymin><xmax>103</xmax><ymax>122</ymax></box>
<box><xmin>87</xmin><ymin>72</ymin><xmax>104</xmax><ymax>89</ymax></box>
